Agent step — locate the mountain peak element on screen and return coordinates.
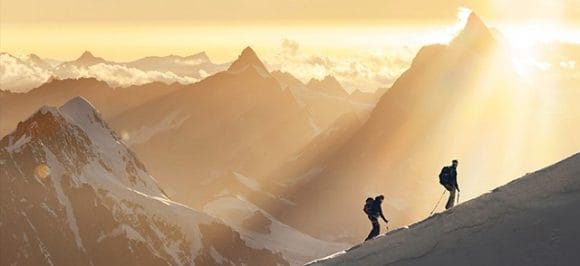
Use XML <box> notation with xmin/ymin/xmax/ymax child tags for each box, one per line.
<box><xmin>227</xmin><ymin>46</ymin><xmax>268</xmax><ymax>72</ymax></box>
<box><xmin>25</xmin><ymin>53</ymin><xmax>52</xmax><ymax>69</ymax></box>
<box><xmin>187</xmin><ymin>51</ymin><xmax>210</xmax><ymax>62</ymax></box>
<box><xmin>450</xmin><ymin>11</ymin><xmax>496</xmax><ymax>52</ymax></box>
<box><xmin>78</xmin><ymin>51</ymin><xmax>96</xmax><ymax>61</ymax></box>
<box><xmin>27</xmin><ymin>53</ymin><xmax>42</xmax><ymax>61</ymax></box>
<box><xmin>60</xmin><ymin>96</ymin><xmax>98</xmax><ymax>117</ymax></box>
<box><xmin>463</xmin><ymin>12</ymin><xmax>489</xmax><ymax>36</ymax></box>
<box><xmin>306</xmin><ymin>75</ymin><xmax>348</xmax><ymax>97</ymax></box>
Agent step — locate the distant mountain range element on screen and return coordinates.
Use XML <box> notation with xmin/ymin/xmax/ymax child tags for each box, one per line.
<box><xmin>0</xmin><ymin>46</ymin><xmax>375</xmax><ymax>264</ymax></box>
<box><xmin>0</xmin><ymin>50</ymin><xmax>228</xmax><ymax>92</ymax></box>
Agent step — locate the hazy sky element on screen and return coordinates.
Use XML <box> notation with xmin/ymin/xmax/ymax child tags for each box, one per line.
<box><xmin>1</xmin><ymin>0</ymin><xmax>579</xmax><ymax>23</ymax></box>
<box><xmin>1</xmin><ymin>0</ymin><xmax>579</xmax><ymax>91</ymax></box>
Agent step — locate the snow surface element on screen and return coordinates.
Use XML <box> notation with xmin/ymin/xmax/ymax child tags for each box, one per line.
<box><xmin>4</xmin><ymin>135</ymin><xmax>31</xmax><ymax>153</ymax></box>
<box><xmin>57</xmin><ymin>96</ymin><xmax>166</xmax><ymax>198</ymax></box>
<box><xmin>3</xmin><ymin>97</ymin><xmax>242</xmax><ymax>265</ymax></box>
<box><xmin>233</xmin><ymin>171</ymin><xmax>261</xmax><ymax>192</ymax></box>
<box><xmin>209</xmin><ymin>247</ymin><xmax>228</xmax><ymax>264</ymax></box>
<box><xmin>204</xmin><ymin>195</ymin><xmax>348</xmax><ymax>265</ymax></box>
<box><xmin>44</xmin><ymin>148</ymin><xmax>86</xmax><ymax>252</ymax></box>
<box><xmin>308</xmin><ymin>152</ymin><xmax>580</xmax><ymax>266</ymax></box>
<box><xmin>97</xmin><ymin>224</ymin><xmax>147</xmax><ymax>243</ymax></box>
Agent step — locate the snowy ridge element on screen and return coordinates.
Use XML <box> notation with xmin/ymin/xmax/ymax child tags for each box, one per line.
<box><xmin>58</xmin><ymin>96</ymin><xmax>167</xmax><ymax>198</ymax></box>
<box><xmin>1</xmin><ymin>97</ymin><xmax>288</xmax><ymax>265</ymax></box>
<box><xmin>308</xmin><ymin>152</ymin><xmax>580</xmax><ymax>266</ymax></box>
<box><xmin>204</xmin><ymin>195</ymin><xmax>348</xmax><ymax>265</ymax></box>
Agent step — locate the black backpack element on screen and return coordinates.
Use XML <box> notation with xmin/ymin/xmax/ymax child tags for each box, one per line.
<box><xmin>363</xmin><ymin>198</ymin><xmax>376</xmax><ymax>216</ymax></box>
<box><xmin>439</xmin><ymin>166</ymin><xmax>452</xmax><ymax>186</ymax></box>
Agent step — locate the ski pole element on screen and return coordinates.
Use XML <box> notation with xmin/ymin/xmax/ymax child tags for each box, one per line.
<box><xmin>429</xmin><ymin>190</ymin><xmax>446</xmax><ymax>216</ymax></box>
<box><xmin>457</xmin><ymin>191</ymin><xmax>460</xmax><ymax>205</ymax></box>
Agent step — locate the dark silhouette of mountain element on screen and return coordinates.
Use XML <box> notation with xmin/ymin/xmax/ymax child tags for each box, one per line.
<box><xmin>0</xmin><ymin>78</ymin><xmax>181</xmax><ymax>137</ymax></box>
<box><xmin>349</xmin><ymin>87</ymin><xmax>388</xmax><ymax>104</ymax></box>
<box><xmin>272</xmin><ymin>71</ymin><xmax>374</xmax><ymax>132</ymax></box>
<box><xmin>227</xmin><ymin>46</ymin><xmax>269</xmax><ymax>73</ymax></box>
<box><xmin>306</xmin><ymin>75</ymin><xmax>350</xmax><ymax>98</ymax></box>
<box><xmin>125</xmin><ymin>51</ymin><xmax>227</xmax><ymax>79</ymax></box>
<box><xmin>59</xmin><ymin>51</ymin><xmax>108</xmax><ymax>68</ymax></box>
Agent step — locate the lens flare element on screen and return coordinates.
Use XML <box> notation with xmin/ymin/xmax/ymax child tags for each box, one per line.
<box><xmin>121</xmin><ymin>130</ymin><xmax>130</xmax><ymax>141</ymax></box>
<box><xmin>34</xmin><ymin>164</ymin><xmax>51</xmax><ymax>179</ymax></box>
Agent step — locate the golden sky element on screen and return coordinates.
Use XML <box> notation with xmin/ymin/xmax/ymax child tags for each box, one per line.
<box><xmin>1</xmin><ymin>0</ymin><xmax>579</xmax><ymax>23</ymax></box>
<box><xmin>1</xmin><ymin>0</ymin><xmax>578</xmax><ymax>75</ymax></box>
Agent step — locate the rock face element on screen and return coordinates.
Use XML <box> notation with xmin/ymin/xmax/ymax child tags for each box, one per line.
<box><xmin>0</xmin><ymin>97</ymin><xmax>287</xmax><ymax>266</ymax></box>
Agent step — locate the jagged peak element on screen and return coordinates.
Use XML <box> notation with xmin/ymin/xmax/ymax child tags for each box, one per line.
<box><xmin>72</xmin><ymin>51</ymin><xmax>107</xmax><ymax>66</ymax></box>
<box><xmin>227</xmin><ymin>46</ymin><xmax>268</xmax><ymax>72</ymax></box>
<box><xmin>78</xmin><ymin>51</ymin><xmax>96</xmax><ymax>60</ymax></box>
<box><xmin>308</xmin><ymin>75</ymin><xmax>341</xmax><ymax>86</ymax></box>
<box><xmin>450</xmin><ymin>11</ymin><xmax>496</xmax><ymax>52</ymax></box>
<box><xmin>307</xmin><ymin>75</ymin><xmax>345</xmax><ymax>91</ymax></box>
<box><xmin>306</xmin><ymin>75</ymin><xmax>349</xmax><ymax>97</ymax></box>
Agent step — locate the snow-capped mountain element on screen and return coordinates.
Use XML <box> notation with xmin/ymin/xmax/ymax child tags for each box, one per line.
<box><xmin>308</xmin><ymin>153</ymin><xmax>580</xmax><ymax>265</ymax></box>
<box><xmin>0</xmin><ymin>97</ymin><xmax>287</xmax><ymax>265</ymax></box>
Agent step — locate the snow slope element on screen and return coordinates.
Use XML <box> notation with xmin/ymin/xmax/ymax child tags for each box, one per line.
<box><xmin>0</xmin><ymin>97</ymin><xmax>287</xmax><ymax>265</ymax></box>
<box><xmin>309</xmin><ymin>152</ymin><xmax>580</xmax><ymax>266</ymax></box>
<box><xmin>204</xmin><ymin>194</ymin><xmax>348</xmax><ymax>265</ymax></box>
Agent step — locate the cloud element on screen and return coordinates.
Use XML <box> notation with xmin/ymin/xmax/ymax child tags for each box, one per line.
<box><xmin>270</xmin><ymin>40</ymin><xmax>416</xmax><ymax>92</ymax></box>
<box><xmin>0</xmin><ymin>53</ymin><xmax>52</xmax><ymax>92</ymax></box>
<box><xmin>0</xmin><ymin>54</ymin><xmax>200</xmax><ymax>92</ymax></box>
<box><xmin>281</xmin><ymin>39</ymin><xmax>300</xmax><ymax>56</ymax></box>
<box><xmin>57</xmin><ymin>63</ymin><xmax>198</xmax><ymax>88</ymax></box>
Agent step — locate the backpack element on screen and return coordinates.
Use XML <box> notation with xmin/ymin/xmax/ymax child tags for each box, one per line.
<box><xmin>439</xmin><ymin>166</ymin><xmax>451</xmax><ymax>186</ymax></box>
<box><xmin>363</xmin><ymin>198</ymin><xmax>376</xmax><ymax>216</ymax></box>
